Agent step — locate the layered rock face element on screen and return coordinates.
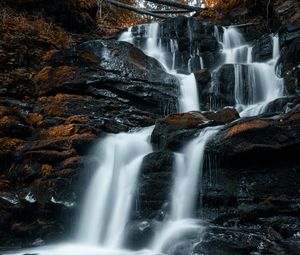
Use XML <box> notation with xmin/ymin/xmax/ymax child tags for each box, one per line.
<box><xmin>0</xmin><ymin>38</ymin><xmax>179</xmax><ymax>245</ymax></box>
<box><xmin>0</xmin><ymin>2</ymin><xmax>300</xmax><ymax>253</ymax></box>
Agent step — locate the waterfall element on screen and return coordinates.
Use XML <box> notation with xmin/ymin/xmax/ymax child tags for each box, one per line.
<box><xmin>220</xmin><ymin>27</ymin><xmax>284</xmax><ymax>117</ymax></box>
<box><xmin>77</xmin><ymin>126</ymin><xmax>154</xmax><ymax>247</ymax></box>
<box><xmin>10</xmin><ymin>19</ymin><xmax>286</xmax><ymax>255</ymax></box>
<box><xmin>151</xmin><ymin>126</ymin><xmax>221</xmax><ymax>252</ymax></box>
<box><xmin>120</xmin><ymin>23</ymin><xmax>200</xmax><ymax>112</ymax></box>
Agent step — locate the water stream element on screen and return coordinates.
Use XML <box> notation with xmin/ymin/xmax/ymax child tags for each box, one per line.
<box><xmin>8</xmin><ymin>20</ymin><xmax>285</xmax><ymax>255</ymax></box>
<box><xmin>220</xmin><ymin>27</ymin><xmax>284</xmax><ymax>117</ymax></box>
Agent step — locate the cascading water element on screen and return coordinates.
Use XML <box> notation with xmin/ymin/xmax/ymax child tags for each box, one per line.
<box><xmin>76</xmin><ymin>127</ymin><xmax>154</xmax><ymax>247</ymax></box>
<box><xmin>220</xmin><ymin>26</ymin><xmax>284</xmax><ymax>116</ymax></box>
<box><xmin>9</xmin><ymin>19</ymin><xmax>286</xmax><ymax>255</ymax></box>
<box><xmin>120</xmin><ymin>23</ymin><xmax>200</xmax><ymax>112</ymax></box>
<box><xmin>151</xmin><ymin>126</ymin><xmax>221</xmax><ymax>253</ymax></box>
<box><xmin>120</xmin><ymin>22</ymin><xmax>222</xmax><ymax>254</ymax></box>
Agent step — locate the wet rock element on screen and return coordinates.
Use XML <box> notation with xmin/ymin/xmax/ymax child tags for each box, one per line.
<box><xmin>202</xmin><ymin>107</ymin><xmax>240</xmax><ymax>125</ymax></box>
<box><xmin>279</xmin><ymin>38</ymin><xmax>300</xmax><ymax>94</ymax></box>
<box><xmin>211</xmin><ymin>107</ymin><xmax>300</xmax><ymax>162</ymax></box>
<box><xmin>151</xmin><ymin>109</ymin><xmax>239</xmax><ymax>151</ymax></box>
<box><xmin>264</xmin><ymin>96</ymin><xmax>300</xmax><ymax>113</ymax></box>
<box><xmin>0</xmin><ymin>106</ymin><xmax>32</xmax><ymax>138</ymax></box>
<box><xmin>252</xmin><ymin>33</ymin><xmax>273</xmax><ymax>62</ymax></box>
<box><xmin>202</xmin><ymin>64</ymin><xmax>236</xmax><ymax>111</ymax></box>
<box><xmin>123</xmin><ymin>220</ymin><xmax>155</xmax><ymax>249</ymax></box>
<box><xmin>35</xmin><ymin>40</ymin><xmax>179</xmax><ymax>116</ymax></box>
<box><xmin>194</xmin><ymin>227</ymin><xmax>264</xmax><ymax>255</ymax></box>
<box><xmin>259</xmin><ymin>216</ymin><xmax>300</xmax><ymax>238</ymax></box>
<box><xmin>151</xmin><ymin>112</ymin><xmax>208</xmax><ymax>150</ymax></box>
<box><xmin>139</xmin><ymin>152</ymin><xmax>174</xmax><ymax>217</ymax></box>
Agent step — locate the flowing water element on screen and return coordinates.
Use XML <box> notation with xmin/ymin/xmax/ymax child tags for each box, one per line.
<box><xmin>8</xmin><ymin>21</ymin><xmax>285</xmax><ymax>255</ymax></box>
<box><xmin>220</xmin><ymin>27</ymin><xmax>284</xmax><ymax>116</ymax></box>
<box><xmin>76</xmin><ymin>127</ymin><xmax>154</xmax><ymax>247</ymax></box>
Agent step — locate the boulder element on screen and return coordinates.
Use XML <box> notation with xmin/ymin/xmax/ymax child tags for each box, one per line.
<box><xmin>34</xmin><ymin>40</ymin><xmax>179</xmax><ymax>116</ymax></box>
<box><xmin>151</xmin><ymin>109</ymin><xmax>239</xmax><ymax>151</ymax></box>
<box><xmin>151</xmin><ymin>112</ymin><xmax>208</xmax><ymax>151</ymax></box>
<box><xmin>138</xmin><ymin>152</ymin><xmax>175</xmax><ymax>218</ymax></box>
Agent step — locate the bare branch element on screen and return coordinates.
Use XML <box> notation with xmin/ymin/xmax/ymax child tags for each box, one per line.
<box><xmin>106</xmin><ymin>0</ymin><xmax>168</xmax><ymax>19</ymax></box>
<box><xmin>145</xmin><ymin>0</ymin><xmax>202</xmax><ymax>11</ymax></box>
<box><xmin>149</xmin><ymin>9</ymin><xmax>193</xmax><ymax>14</ymax></box>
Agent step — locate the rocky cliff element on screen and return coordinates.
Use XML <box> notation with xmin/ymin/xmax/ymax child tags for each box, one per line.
<box><xmin>0</xmin><ymin>0</ymin><xmax>300</xmax><ymax>253</ymax></box>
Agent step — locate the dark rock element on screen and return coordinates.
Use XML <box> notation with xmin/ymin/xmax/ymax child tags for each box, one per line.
<box><xmin>138</xmin><ymin>152</ymin><xmax>174</xmax><ymax>218</ymax></box>
<box><xmin>252</xmin><ymin>33</ymin><xmax>273</xmax><ymax>62</ymax></box>
<box><xmin>211</xmin><ymin>107</ymin><xmax>300</xmax><ymax>162</ymax></box>
<box><xmin>193</xmin><ymin>225</ymin><xmax>297</xmax><ymax>255</ymax></box>
<box><xmin>0</xmin><ymin>106</ymin><xmax>32</xmax><ymax>139</ymax></box>
<box><xmin>35</xmin><ymin>40</ymin><xmax>179</xmax><ymax>116</ymax></box>
<box><xmin>151</xmin><ymin>112</ymin><xmax>208</xmax><ymax>151</ymax></box>
<box><xmin>151</xmin><ymin>108</ymin><xmax>239</xmax><ymax>151</ymax></box>
<box><xmin>123</xmin><ymin>220</ymin><xmax>155</xmax><ymax>249</ymax></box>
<box><xmin>202</xmin><ymin>108</ymin><xmax>240</xmax><ymax>125</ymax></box>
<box><xmin>259</xmin><ymin>216</ymin><xmax>300</xmax><ymax>238</ymax></box>
<box><xmin>278</xmin><ymin>38</ymin><xmax>300</xmax><ymax>94</ymax></box>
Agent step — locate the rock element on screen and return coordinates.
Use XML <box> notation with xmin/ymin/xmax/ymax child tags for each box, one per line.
<box><xmin>279</xmin><ymin>38</ymin><xmax>300</xmax><ymax>94</ymax></box>
<box><xmin>151</xmin><ymin>112</ymin><xmax>208</xmax><ymax>150</ymax></box>
<box><xmin>34</xmin><ymin>40</ymin><xmax>179</xmax><ymax>116</ymax></box>
<box><xmin>202</xmin><ymin>64</ymin><xmax>236</xmax><ymax>111</ymax></box>
<box><xmin>259</xmin><ymin>216</ymin><xmax>300</xmax><ymax>238</ymax></box>
<box><xmin>252</xmin><ymin>33</ymin><xmax>273</xmax><ymax>62</ymax></box>
<box><xmin>202</xmin><ymin>107</ymin><xmax>240</xmax><ymax>125</ymax></box>
<box><xmin>123</xmin><ymin>220</ymin><xmax>155</xmax><ymax>249</ymax></box>
<box><xmin>139</xmin><ymin>152</ymin><xmax>174</xmax><ymax>217</ymax></box>
<box><xmin>264</xmin><ymin>96</ymin><xmax>300</xmax><ymax>113</ymax></box>
<box><xmin>151</xmin><ymin>109</ymin><xmax>239</xmax><ymax>151</ymax></box>
<box><xmin>0</xmin><ymin>106</ymin><xmax>31</xmax><ymax>138</ymax></box>
<box><xmin>194</xmin><ymin>227</ymin><xmax>264</xmax><ymax>255</ymax></box>
<box><xmin>211</xmin><ymin>107</ymin><xmax>300</xmax><ymax>162</ymax></box>
<box><xmin>195</xmin><ymin>68</ymin><xmax>211</xmax><ymax>85</ymax></box>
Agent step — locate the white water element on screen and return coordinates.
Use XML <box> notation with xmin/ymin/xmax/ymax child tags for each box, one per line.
<box><xmin>8</xmin><ymin>21</ymin><xmax>285</xmax><ymax>255</ymax></box>
<box><xmin>119</xmin><ymin>22</ymin><xmax>222</xmax><ymax>254</ymax></box>
<box><xmin>220</xmin><ymin>27</ymin><xmax>284</xmax><ymax>117</ymax></box>
<box><xmin>151</xmin><ymin>126</ymin><xmax>221</xmax><ymax>252</ymax></box>
<box><xmin>120</xmin><ymin>23</ymin><xmax>200</xmax><ymax>112</ymax></box>
<box><xmin>77</xmin><ymin>127</ymin><xmax>154</xmax><ymax>247</ymax></box>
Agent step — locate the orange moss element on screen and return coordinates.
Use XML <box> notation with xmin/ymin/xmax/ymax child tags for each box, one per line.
<box><xmin>35</xmin><ymin>66</ymin><xmax>78</xmax><ymax>94</ymax></box>
<box><xmin>224</xmin><ymin>119</ymin><xmax>270</xmax><ymax>138</ymax></box>
<box><xmin>47</xmin><ymin>124</ymin><xmax>77</xmax><ymax>137</ymax></box>
<box><xmin>41</xmin><ymin>164</ymin><xmax>54</xmax><ymax>175</ymax></box>
<box><xmin>66</xmin><ymin>115</ymin><xmax>90</xmax><ymax>124</ymax></box>
<box><xmin>29</xmin><ymin>113</ymin><xmax>44</xmax><ymax>126</ymax></box>
<box><xmin>165</xmin><ymin>112</ymin><xmax>207</xmax><ymax>128</ymax></box>
<box><xmin>0</xmin><ymin>138</ymin><xmax>25</xmax><ymax>151</ymax></box>
<box><xmin>0</xmin><ymin>8</ymin><xmax>72</xmax><ymax>49</ymax></box>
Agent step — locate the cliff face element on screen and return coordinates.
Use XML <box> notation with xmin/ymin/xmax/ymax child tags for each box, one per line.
<box><xmin>0</xmin><ymin>0</ymin><xmax>300</xmax><ymax>253</ymax></box>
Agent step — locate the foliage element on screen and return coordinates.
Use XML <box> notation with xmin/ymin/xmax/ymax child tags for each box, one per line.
<box><xmin>0</xmin><ymin>8</ymin><xmax>72</xmax><ymax>49</ymax></box>
<box><xmin>96</xmin><ymin>0</ymin><xmax>149</xmax><ymax>34</ymax></box>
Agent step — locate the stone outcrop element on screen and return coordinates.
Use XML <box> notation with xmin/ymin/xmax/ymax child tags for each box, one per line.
<box><xmin>0</xmin><ymin>36</ymin><xmax>180</xmax><ymax>246</ymax></box>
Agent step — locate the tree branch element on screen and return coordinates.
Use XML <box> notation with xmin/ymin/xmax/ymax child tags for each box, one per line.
<box><xmin>106</xmin><ymin>0</ymin><xmax>168</xmax><ymax>19</ymax></box>
<box><xmin>149</xmin><ymin>9</ymin><xmax>193</xmax><ymax>14</ymax></box>
<box><xmin>145</xmin><ymin>0</ymin><xmax>202</xmax><ymax>11</ymax></box>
